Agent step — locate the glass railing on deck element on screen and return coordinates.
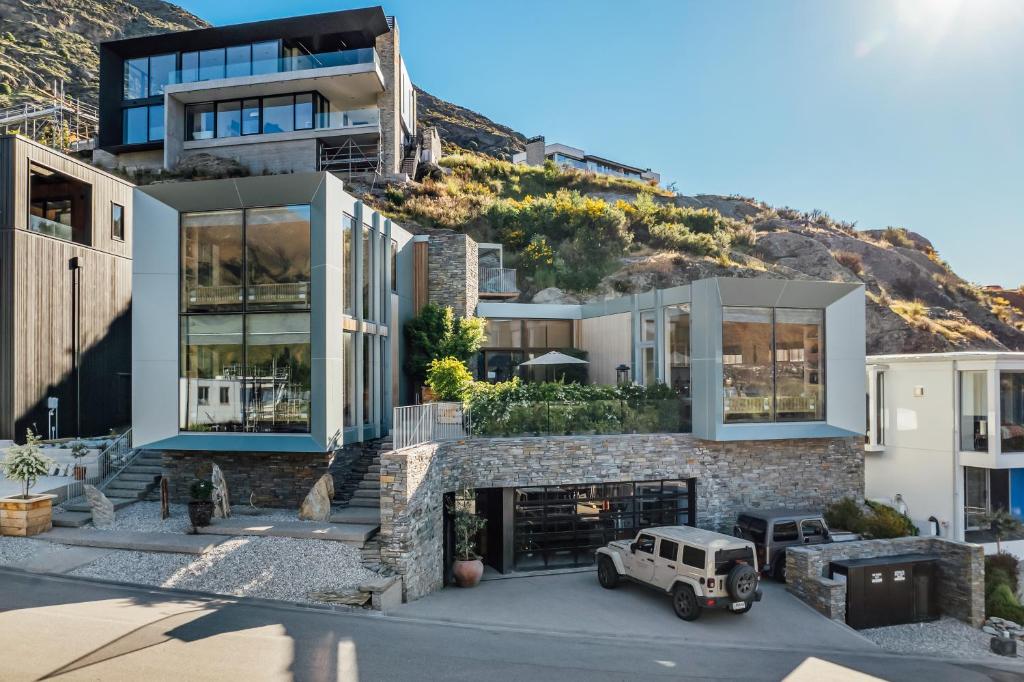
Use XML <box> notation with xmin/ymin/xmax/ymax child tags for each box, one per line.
<box><xmin>317</xmin><ymin>107</ymin><xmax>380</xmax><ymax>131</ymax></box>
<box><xmin>169</xmin><ymin>48</ymin><xmax>379</xmax><ymax>88</ymax></box>
<box><xmin>29</xmin><ymin>215</ymin><xmax>73</xmax><ymax>241</ymax></box>
<box><xmin>469</xmin><ymin>398</ymin><xmax>693</xmax><ymax>437</ymax></box>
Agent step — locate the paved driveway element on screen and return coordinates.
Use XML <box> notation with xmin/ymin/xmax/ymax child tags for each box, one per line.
<box><xmin>395</xmin><ymin>569</ymin><xmax>876</xmax><ymax>653</ymax></box>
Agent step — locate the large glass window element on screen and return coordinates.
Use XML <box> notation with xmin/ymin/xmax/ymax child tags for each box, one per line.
<box><xmin>123</xmin><ymin>58</ymin><xmax>148</xmax><ymax>100</ymax></box>
<box><xmin>181</xmin><ymin>210</ymin><xmax>244</xmax><ymax>313</ymax></box>
<box><xmin>774</xmin><ymin>308</ymin><xmax>824</xmax><ymax>421</ymax></box>
<box><xmin>148</xmin><ymin>105</ymin><xmax>164</xmax><ymax>142</ymax></box>
<box><xmin>215</xmin><ymin>101</ymin><xmax>241</xmax><ymax>138</ymax></box>
<box><xmin>244</xmin><ymin>313</ymin><xmax>310</xmax><ymax>433</ymax></box>
<box><xmin>344</xmin><ymin>331</ymin><xmax>356</xmax><ymax>427</ymax></box>
<box><xmin>180</xmin><ymin>315</ymin><xmax>244</xmax><ymax>431</ymax></box>
<box><xmin>361</xmin><ymin>226</ymin><xmax>371</xmax><ymax>318</ymax></box>
<box><xmin>252</xmin><ymin>41</ymin><xmax>280</xmax><ymax>75</ymax></box>
<box><xmin>123</xmin><ymin>106</ymin><xmax>148</xmax><ymax>144</ymax></box>
<box><xmin>180</xmin><ymin>206</ymin><xmax>311</xmax><ymax>433</ymax></box>
<box><xmin>639</xmin><ymin>312</ymin><xmax>656</xmax><ymax>387</ymax></box>
<box><xmin>225</xmin><ymin>44</ymin><xmax>251</xmax><ymax>78</ymax></box>
<box><xmin>28</xmin><ymin>163</ymin><xmax>91</xmax><ymax>244</ymax></box>
<box><xmin>245</xmin><ymin>206</ymin><xmax>311</xmax><ymax>310</ymax></box>
<box><xmin>723</xmin><ymin>307</ymin><xmax>825</xmax><ymax>423</ymax></box>
<box><xmin>148</xmin><ymin>53</ymin><xmax>176</xmax><ymax>96</ymax></box>
<box><xmin>390</xmin><ymin>238</ymin><xmax>398</xmax><ymax>292</ymax></box>
<box><xmin>666</xmin><ymin>304</ymin><xmax>692</xmax><ymax>432</ymax></box>
<box><xmin>480</xmin><ymin>319</ymin><xmax>576</xmax><ymax>383</ymax></box>
<box><xmin>362</xmin><ymin>335</ymin><xmax>371</xmax><ymax>424</ymax></box>
<box><xmin>342</xmin><ymin>214</ymin><xmax>354</xmax><ymax>315</ymax></box>
<box><xmin>525</xmin><ymin>320</ymin><xmax>572</xmax><ymax>348</ymax></box>
<box><xmin>199</xmin><ymin>48</ymin><xmax>226</xmax><ymax>81</ymax></box>
<box><xmin>483</xmin><ymin>320</ymin><xmax>522</xmax><ymax>348</ymax></box>
<box><xmin>186</xmin><ymin>103</ymin><xmax>215</xmax><ymax>141</ymax></box>
<box><xmin>723</xmin><ymin>307</ymin><xmax>774</xmax><ymax>423</ymax></box>
<box><xmin>242</xmin><ymin>99</ymin><xmax>260</xmax><ymax>135</ymax></box>
<box><xmin>295</xmin><ymin>93</ymin><xmax>314</xmax><ymax>130</ymax></box>
<box><xmin>960</xmin><ymin>371</ymin><xmax>988</xmax><ymax>452</ymax></box>
<box><xmin>111</xmin><ymin>203</ymin><xmax>124</xmax><ymax>241</ymax></box>
<box><xmin>180</xmin><ymin>52</ymin><xmax>199</xmax><ymax>83</ymax></box>
<box><xmin>1000</xmin><ymin>372</ymin><xmax>1024</xmax><ymax>453</ymax></box>
<box><xmin>262</xmin><ymin>95</ymin><xmax>294</xmax><ymax>134</ymax></box>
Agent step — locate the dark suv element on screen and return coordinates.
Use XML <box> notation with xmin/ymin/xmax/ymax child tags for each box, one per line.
<box><xmin>733</xmin><ymin>510</ymin><xmax>858</xmax><ymax>581</ymax></box>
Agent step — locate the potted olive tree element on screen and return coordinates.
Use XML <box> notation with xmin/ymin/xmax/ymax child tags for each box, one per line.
<box><xmin>188</xmin><ymin>479</ymin><xmax>215</xmax><ymax>529</ymax></box>
<box><xmin>449</xmin><ymin>490</ymin><xmax>487</xmax><ymax>588</ymax></box>
<box><xmin>71</xmin><ymin>441</ymin><xmax>89</xmax><ymax>481</ymax></box>
<box><xmin>0</xmin><ymin>429</ymin><xmax>56</xmax><ymax>537</ymax></box>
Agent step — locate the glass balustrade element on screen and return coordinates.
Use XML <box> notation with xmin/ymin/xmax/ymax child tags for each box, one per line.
<box><xmin>169</xmin><ymin>47</ymin><xmax>378</xmax><ymax>87</ymax></box>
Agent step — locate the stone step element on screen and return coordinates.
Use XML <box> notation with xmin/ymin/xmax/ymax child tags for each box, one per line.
<box><xmin>38</xmin><ymin>528</ymin><xmax>224</xmax><ymax>555</ymax></box>
<box><xmin>352</xmin><ymin>488</ymin><xmax>379</xmax><ymax>499</ymax></box>
<box><xmin>357</xmin><ymin>480</ymin><xmax>380</xmax><ymax>490</ymax></box>
<box><xmin>347</xmin><ymin>497</ymin><xmax>380</xmax><ymax>508</ymax></box>
<box><xmin>65</xmin><ymin>497</ymin><xmax>137</xmax><ymax>513</ymax></box>
<box><xmin>330</xmin><ymin>507</ymin><xmax>381</xmax><ymax>525</ymax></box>
<box><xmin>363</xmin><ymin>472</ymin><xmax>380</xmax><ymax>481</ymax></box>
<box><xmin>367</xmin><ymin>464</ymin><xmax>381</xmax><ymax>473</ymax></box>
<box><xmin>124</xmin><ymin>465</ymin><xmax>163</xmax><ymax>475</ymax></box>
<box><xmin>104</xmin><ymin>479</ymin><xmax>153</xmax><ymax>493</ymax></box>
<box><xmin>51</xmin><ymin>511</ymin><xmax>92</xmax><ymax>528</ymax></box>
<box><xmin>115</xmin><ymin>472</ymin><xmax>161</xmax><ymax>482</ymax></box>
<box><xmin>195</xmin><ymin>518</ymin><xmax>378</xmax><ymax>544</ymax></box>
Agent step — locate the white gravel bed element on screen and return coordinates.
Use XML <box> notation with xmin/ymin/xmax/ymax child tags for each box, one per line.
<box><xmin>69</xmin><ymin>535</ymin><xmax>378</xmax><ymax>603</ymax></box>
<box><xmin>0</xmin><ymin>536</ymin><xmax>59</xmax><ymax>567</ymax></box>
<box><xmin>861</xmin><ymin>617</ymin><xmax>1021</xmax><ymax>661</ymax></box>
<box><xmin>91</xmin><ymin>501</ymin><xmax>304</xmax><ymax>533</ymax></box>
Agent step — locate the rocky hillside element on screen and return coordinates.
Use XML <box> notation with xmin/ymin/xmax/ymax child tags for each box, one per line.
<box><xmin>0</xmin><ymin>0</ymin><xmax>207</xmax><ymax>106</ymax></box>
<box><xmin>3</xmin><ymin>0</ymin><xmax>1020</xmax><ymax>355</ymax></box>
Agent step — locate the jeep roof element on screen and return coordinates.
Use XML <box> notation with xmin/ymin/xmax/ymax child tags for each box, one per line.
<box><xmin>737</xmin><ymin>509</ymin><xmax>823</xmax><ymax>523</ymax></box>
<box><xmin>640</xmin><ymin>526</ymin><xmax>751</xmax><ymax>550</ymax></box>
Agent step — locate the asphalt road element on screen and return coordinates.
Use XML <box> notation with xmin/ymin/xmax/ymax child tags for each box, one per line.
<box><xmin>0</xmin><ymin>568</ymin><xmax>1020</xmax><ymax>682</ymax></box>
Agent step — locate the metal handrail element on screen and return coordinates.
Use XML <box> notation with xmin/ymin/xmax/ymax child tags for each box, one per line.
<box><xmin>52</xmin><ymin>429</ymin><xmax>134</xmax><ymax>505</ymax></box>
<box><xmin>479</xmin><ymin>267</ymin><xmax>517</xmax><ymax>294</ymax></box>
<box><xmin>393</xmin><ymin>402</ymin><xmax>467</xmax><ymax>450</ymax></box>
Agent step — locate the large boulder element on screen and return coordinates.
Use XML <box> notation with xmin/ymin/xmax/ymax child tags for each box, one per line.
<box><xmin>298</xmin><ymin>474</ymin><xmax>335</xmax><ymax>522</ymax></box>
<box><xmin>754</xmin><ymin>231</ymin><xmax>859</xmax><ymax>283</ymax></box>
<box><xmin>83</xmin><ymin>484</ymin><xmax>114</xmax><ymax>529</ymax></box>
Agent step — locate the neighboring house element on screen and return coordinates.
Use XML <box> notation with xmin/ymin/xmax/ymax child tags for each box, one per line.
<box><xmin>132</xmin><ymin>171</ymin><xmax>415</xmax><ymax>506</ymax></box>
<box><xmin>512</xmin><ymin>135</ymin><xmax>660</xmax><ymax>184</ymax></box>
<box><xmin>0</xmin><ymin>134</ymin><xmax>133</xmax><ymax>442</ymax></box>
<box><xmin>865</xmin><ymin>352</ymin><xmax>1024</xmax><ymax>551</ymax></box>
<box><xmin>95</xmin><ymin>7</ymin><xmax>417</xmax><ymax>178</ymax></box>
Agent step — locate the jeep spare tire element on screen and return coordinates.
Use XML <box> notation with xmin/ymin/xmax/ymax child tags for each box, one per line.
<box><xmin>726</xmin><ymin>563</ymin><xmax>757</xmax><ymax>601</ymax></box>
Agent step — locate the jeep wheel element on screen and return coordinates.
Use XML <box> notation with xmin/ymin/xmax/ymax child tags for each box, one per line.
<box><xmin>672</xmin><ymin>584</ymin><xmax>701</xmax><ymax>621</ymax></box>
<box><xmin>597</xmin><ymin>556</ymin><xmax>619</xmax><ymax>589</ymax></box>
<box><xmin>726</xmin><ymin>564</ymin><xmax>758</xmax><ymax>602</ymax></box>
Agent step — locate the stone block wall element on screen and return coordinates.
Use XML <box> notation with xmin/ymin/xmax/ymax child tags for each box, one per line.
<box><xmin>379</xmin><ymin>433</ymin><xmax>863</xmax><ymax>601</ymax></box>
<box><xmin>427</xmin><ymin>231</ymin><xmax>478</xmax><ymax>317</ymax></box>
<box><xmin>375</xmin><ymin>23</ymin><xmax>401</xmax><ymax>176</ymax></box>
<box><xmin>161</xmin><ymin>451</ymin><xmax>331</xmax><ymax>508</ymax></box>
<box><xmin>786</xmin><ymin>536</ymin><xmax>985</xmax><ymax>626</ymax></box>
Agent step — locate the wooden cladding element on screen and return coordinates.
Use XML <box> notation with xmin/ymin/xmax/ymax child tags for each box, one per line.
<box><xmin>413</xmin><ymin>238</ymin><xmax>428</xmax><ymax>314</ymax></box>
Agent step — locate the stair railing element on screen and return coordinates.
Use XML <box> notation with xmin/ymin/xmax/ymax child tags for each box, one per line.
<box><xmin>52</xmin><ymin>429</ymin><xmax>134</xmax><ymax>505</ymax></box>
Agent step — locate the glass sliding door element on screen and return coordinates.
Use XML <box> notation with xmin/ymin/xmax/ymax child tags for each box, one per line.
<box><xmin>964</xmin><ymin>466</ymin><xmax>989</xmax><ymax>530</ymax></box>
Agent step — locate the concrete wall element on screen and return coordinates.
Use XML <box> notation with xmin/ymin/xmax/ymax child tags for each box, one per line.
<box><xmin>579</xmin><ymin>312</ymin><xmax>631</xmax><ymax>385</ymax></box>
<box><xmin>379</xmin><ymin>433</ymin><xmax>864</xmax><ymax>600</ymax></box>
<box><xmin>786</xmin><ymin>536</ymin><xmax>985</xmax><ymax>626</ymax></box>
<box><xmin>179</xmin><ymin>139</ymin><xmax>318</xmax><ymax>175</ymax></box>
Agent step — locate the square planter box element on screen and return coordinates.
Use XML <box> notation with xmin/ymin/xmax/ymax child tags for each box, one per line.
<box><xmin>0</xmin><ymin>494</ymin><xmax>56</xmax><ymax>537</ymax></box>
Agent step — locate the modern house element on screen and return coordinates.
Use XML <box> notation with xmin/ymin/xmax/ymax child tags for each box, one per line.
<box><xmin>132</xmin><ymin>172</ymin><xmax>414</xmax><ymax>505</ymax></box>
<box><xmin>94</xmin><ymin>7</ymin><xmax>417</xmax><ymax>178</ymax></box>
<box><xmin>864</xmin><ymin>352</ymin><xmax>1024</xmax><ymax>552</ymax></box>
<box><xmin>0</xmin><ymin>134</ymin><xmax>133</xmax><ymax>441</ymax></box>
<box><xmin>512</xmin><ymin>135</ymin><xmax>660</xmax><ymax>184</ymax></box>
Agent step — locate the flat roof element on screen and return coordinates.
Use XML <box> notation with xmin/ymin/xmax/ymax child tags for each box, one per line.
<box><xmin>868</xmin><ymin>351</ymin><xmax>1024</xmax><ymax>364</ymax></box>
<box><xmin>101</xmin><ymin>7</ymin><xmax>390</xmax><ymax>57</ymax></box>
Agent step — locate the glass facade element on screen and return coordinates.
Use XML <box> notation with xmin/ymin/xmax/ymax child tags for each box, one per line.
<box><xmin>342</xmin><ymin>214</ymin><xmax>354</xmax><ymax>315</ymax></box>
<box><xmin>185</xmin><ymin>93</ymin><xmax>325</xmax><ymax>141</ymax></box>
<box><xmin>148</xmin><ymin>54</ymin><xmax>176</xmax><ymax>97</ymax></box>
<box><xmin>123</xmin><ymin>105</ymin><xmax>164</xmax><ymax>144</ymax></box>
<box><xmin>666</xmin><ymin>304</ymin><xmax>692</xmax><ymax>431</ymax></box>
<box><xmin>179</xmin><ymin>206</ymin><xmax>311</xmax><ymax>433</ymax></box>
<box><xmin>343</xmin><ymin>331</ymin><xmax>356</xmax><ymax>427</ymax></box>
<box><xmin>723</xmin><ymin>307</ymin><xmax>824</xmax><ymax>423</ymax></box>
<box><xmin>361</xmin><ymin>226</ymin><xmax>371</xmax><ymax>318</ymax></box>
<box><xmin>186</xmin><ymin>103</ymin><xmax>215</xmax><ymax>141</ymax></box>
<box><xmin>960</xmin><ymin>371</ymin><xmax>988</xmax><ymax>452</ymax></box>
<box><xmin>639</xmin><ymin>311</ymin><xmax>656</xmax><ymax>387</ymax></box>
<box><xmin>1000</xmin><ymin>372</ymin><xmax>1024</xmax><ymax>453</ymax></box>
<box><xmin>479</xmin><ymin>319</ymin><xmax>576</xmax><ymax>383</ymax></box>
<box><xmin>512</xmin><ymin>480</ymin><xmax>694</xmax><ymax>570</ymax></box>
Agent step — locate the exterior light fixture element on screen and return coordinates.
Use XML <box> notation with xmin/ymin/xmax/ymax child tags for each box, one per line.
<box><xmin>616</xmin><ymin>364</ymin><xmax>630</xmax><ymax>386</ymax></box>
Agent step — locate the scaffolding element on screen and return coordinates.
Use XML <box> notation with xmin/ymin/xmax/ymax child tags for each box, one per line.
<box><xmin>0</xmin><ymin>81</ymin><xmax>98</xmax><ymax>153</ymax></box>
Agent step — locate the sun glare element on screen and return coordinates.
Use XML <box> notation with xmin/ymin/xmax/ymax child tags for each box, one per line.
<box><xmin>856</xmin><ymin>0</ymin><xmax>1022</xmax><ymax>58</ymax></box>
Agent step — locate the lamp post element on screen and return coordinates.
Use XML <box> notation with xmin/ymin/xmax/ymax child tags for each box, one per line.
<box><xmin>69</xmin><ymin>256</ymin><xmax>82</xmax><ymax>437</ymax></box>
<box><xmin>615</xmin><ymin>364</ymin><xmax>630</xmax><ymax>386</ymax></box>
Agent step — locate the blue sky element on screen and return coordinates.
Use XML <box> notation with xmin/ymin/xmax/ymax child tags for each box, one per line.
<box><xmin>175</xmin><ymin>0</ymin><xmax>1024</xmax><ymax>286</ymax></box>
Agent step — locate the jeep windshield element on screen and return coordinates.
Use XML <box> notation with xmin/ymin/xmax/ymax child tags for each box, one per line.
<box><xmin>715</xmin><ymin>547</ymin><xmax>755</xmax><ymax>575</ymax></box>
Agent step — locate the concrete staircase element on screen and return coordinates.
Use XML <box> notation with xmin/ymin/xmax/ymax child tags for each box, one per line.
<box><xmin>61</xmin><ymin>450</ymin><xmax>162</xmax><ymax>519</ymax></box>
<box><xmin>330</xmin><ymin>438</ymin><xmax>390</xmax><ymax>567</ymax></box>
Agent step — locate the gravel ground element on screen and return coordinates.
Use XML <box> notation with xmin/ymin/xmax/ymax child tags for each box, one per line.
<box><xmin>0</xmin><ymin>536</ymin><xmax>60</xmax><ymax>567</ymax></box>
<box><xmin>69</xmin><ymin>535</ymin><xmax>378</xmax><ymax>603</ymax></box>
<box><xmin>861</xmin><ymin>617</ymin><xmax>1021</xmax><ymax>661</ymax></box>
<box><xmin>97</xmin><ymin>501</ymin><xmax>298</xmax><ymax>533</ymax></box>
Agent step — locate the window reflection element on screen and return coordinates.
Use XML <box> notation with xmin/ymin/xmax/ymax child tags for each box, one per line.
<box><xmin>180</xmin><ymin>315</ymin><xmax>244</xmax><ymax>431</ymax></box>
<box><xmin>774</xmin><ymin>308</ymin><xmax>823</xmax><ymax>422</ymax></box>
<box><xmin>1000</xmin><ymin>372</ymin><xmax>1024</xmax><ymax>453</ymax></box>
<box><xmin>181</xmin><ymin>210</ymin><xmax>243</xmax><ymax>312</ymax></box>
<box><xmin>244</xmin><ymin>313</ymin><xmax>310</xmax><ymax>433</ymax></box>
<box><xmin>245</xmin><ymin>205</ymin><xmax>311</xmax><ymax>310</ymax></box>
<box><xmin>723</xmin><ymin>307</ymin><xmax>773</xmax><ymax>423</ymax></box>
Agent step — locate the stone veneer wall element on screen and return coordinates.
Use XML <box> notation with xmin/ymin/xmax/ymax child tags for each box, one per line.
<box><xmin>375</xmin><ymin>23</ymin><xmax>401</xmax><ymax>176</ymax></box>
<box><xmin>426</xmin><ymin>232</ymin><xmax>479</xmax><ymax>317</ymax></box>
<box><xmin>786</xmin><ymin>536</ymin><xmax>984</xmax><ymax>626</ymax></box>
<box><xmin>379</xmin><ymin>434</ymin><xmax>863</xmax><ymax>601</ymax></box>
<box><xmin>161</xmin><ymin>451</ymin><xmax>331</xmax><ymax>508</ymax></box>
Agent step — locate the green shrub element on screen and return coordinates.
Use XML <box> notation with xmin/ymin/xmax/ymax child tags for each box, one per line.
<box><xmin>0</xmin><ymin>429</ymin><xmax>53</xmax><ymax>498</ymax></box>
<box><xmin>426</xmin><ymin>357</ymin><xmax>474</xmax><ymax>401</ymax></box>
<box><xmin>404</xmin><ymin>304</ymin><xmax>486</xmax><ymax>385</ymax></box>
<box><xmin>189</xmin><ymin>479</ymin><xmax>213</xmax><ymax>502</ymax></box>
<box><xmin>824</xmin><ymin>497</ymin><xmax>865</xmax><ymax>532</ymax></box>
<box><xmin>987</xmin><ymin>583</ymin><xmax>1024</xmax><ymax>623</ymax></box>
<box><xmin>862</xmin><ymin>501</ymin><xmax>918</xmax><ymax>539</ymax></box>
<box><xmin>987</xmin><ymin>552</ymin><xmax>1021</xmax><ymax>595</ymax></box>
<box><xmin>384</xmin><ymin>184</ymin><xmax>405</xmax><ymax>205</ymax></box>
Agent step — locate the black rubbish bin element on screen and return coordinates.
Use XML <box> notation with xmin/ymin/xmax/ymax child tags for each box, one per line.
<box><xmin>829</xmin><ymin>553</ymin><xmax>941</xmax><ymax>630</ymax></box>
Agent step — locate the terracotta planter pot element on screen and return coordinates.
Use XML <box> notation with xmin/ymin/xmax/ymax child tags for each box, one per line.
<box><xmin>452</xmin><ymin>558</ymin><xmax>484</xmax><ymax>587</ymax></box>
<box><xmin>188</xmin><ymin>500</ymin><xmax>214</xmax><ymax>528</ymax></box>
<box><xmin>73</xmin><ymin>464</ymin><xmax>87</xmax><ymax>481</ymax></box>
<box><xmin>0</xmin><ymin>494</ymin><xmax>56</xmax><ymax>537</ymax></box>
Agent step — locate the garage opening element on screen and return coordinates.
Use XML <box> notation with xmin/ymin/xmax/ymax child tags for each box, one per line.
<box><xmin>512</xmin><ymin>479</ymin><xmax>695</xmax><ymax>571</ymax></box>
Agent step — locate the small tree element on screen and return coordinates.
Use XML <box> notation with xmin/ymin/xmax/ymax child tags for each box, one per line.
<box><xmin>448</xmin><ymin>490</ymin><xmax>487</xmax><ymax>561</ymax></box>
<box><xmin>982</xmin><ymin>509</ymin><xmax>1024</xmax><ymax>554</ymax></box>
<box><xmin>0</xmin><ymin>429</ymin><xmax>54</xmax><ymax>498</ymax></box>
<box><xmin>426</xmin><ymin>357</ymin><xmax>474</xmax><ymax>401</ymax></box>
<box><xmin>404</xmin><ymin>304</ymin><xmax>486</xmax><ymax>385</ymax></box>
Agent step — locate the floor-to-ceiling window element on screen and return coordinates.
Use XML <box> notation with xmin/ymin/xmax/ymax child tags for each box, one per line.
<box><xmin>665</xmin><ymin>304</ymin><xmax>692</xmax><ymax>432</ymax></box>
<box><xmin>960</xmin><ymin>371</ymin><xmax>988</xmax><ymax>452</ymax></box>
<box><xmin>1001</xmin><ymin>372</ymin><xmax>1024</xmax><ymax>453</ymax></box>
<box><xmin>723</xmin><ymin>307</ymin><xmax>825</xmax><ymax>423</ymax></box>
<box><xmin>478</xmin><ymin>319</ymin><xmax>576</xmax><ymax>383</ymax></box>
<box><xmin>639</xmin><ymin>312</ymin><xmax>656</xmax><ymax>387</ymax></box>
<box><xmin>180</xmin><ymin>205</ymin><xmax>311</xmax><ymax>433</ymax></box>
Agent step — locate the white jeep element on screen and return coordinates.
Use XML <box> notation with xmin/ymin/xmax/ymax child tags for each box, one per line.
<box><xmin>595</xmin><ymin>526</ymin><xmax>762</xmax><ymax>621</ymax></box>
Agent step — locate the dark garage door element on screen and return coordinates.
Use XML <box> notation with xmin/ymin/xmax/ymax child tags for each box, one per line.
<box><xmin>513</xmin><ymin>479</ymin><xmax>696</xmax><ymax>570</ymax></box>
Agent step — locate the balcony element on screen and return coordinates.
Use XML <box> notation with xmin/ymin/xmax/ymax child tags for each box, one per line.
<box><xmin>479</xmin><ymin>267</ymin><xmax>518</xmax><ymax>299</ymax></box>
<box><xmin>29</xmin><ymin>215</ymin><xmax>73</xmax><ymax>242</ymax></box>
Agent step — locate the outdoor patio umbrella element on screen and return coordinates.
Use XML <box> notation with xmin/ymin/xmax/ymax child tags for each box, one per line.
<box><xmin>518</xmin><ymin>351</ymin><xmax>589</xmax><ymax>366</ymax></box>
